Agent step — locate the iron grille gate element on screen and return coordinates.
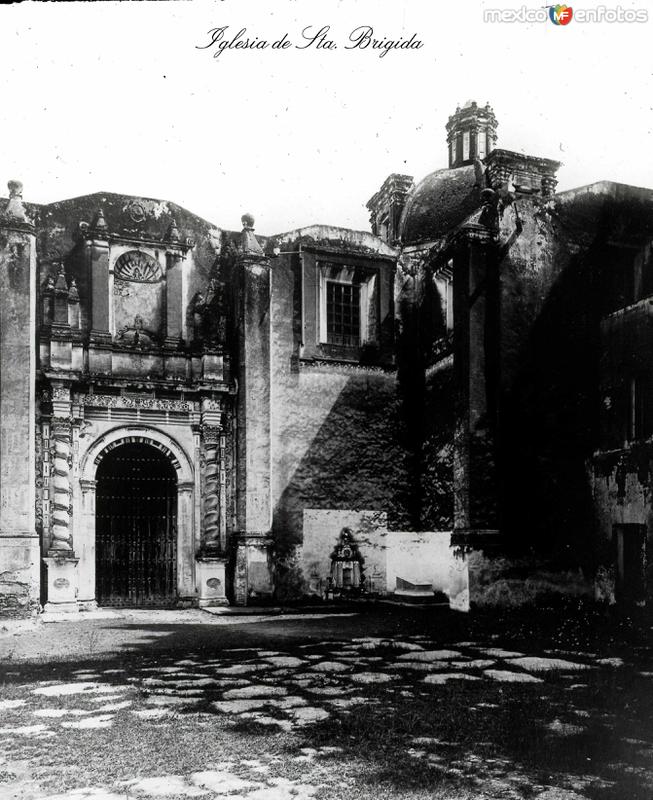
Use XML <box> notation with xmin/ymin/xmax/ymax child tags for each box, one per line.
<box><xmin>96</xmin><ymin>443</ymin><xmax>178</xmax><ymax>607</ymax></box>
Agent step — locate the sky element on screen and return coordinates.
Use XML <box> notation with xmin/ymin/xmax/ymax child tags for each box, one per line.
<box><xmin>0</xmin><ymin>0</ymin><xmax>651</xmax><ymax>235</ymax></box>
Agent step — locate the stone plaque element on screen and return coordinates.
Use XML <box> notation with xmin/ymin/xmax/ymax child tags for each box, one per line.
<box><xmin>206</xmin><ymin>577</ymin><xmax>222</xmax><ymax>589</ymax></box>
<box><xmin>53</xmin><ymin>577</ymin><xmax>70</xmax><ymax>589</ymax></box>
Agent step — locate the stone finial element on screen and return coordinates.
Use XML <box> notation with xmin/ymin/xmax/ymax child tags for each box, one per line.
<box><xmin>478</xmin><ymin>188</ymin><xmax>500</xmax><ymax>231</ymax></box>
<box><xmin>165</xmin><ymin>218</ymin><xmax>180</xmax><ymax>243</ymax></box>
<box><xmin>4</xmin><ymin>179</ymin><xmax>28</xmax><ymax>222</ymax></box>
<box><xmin>239</xmin><ymin>213</ymin><xmax>264</xmax><ymax>256</ymax></box>
<box><xmin>68</xmin><ymin>278</ymin><xmax>79</xmax><ymax>302</ymax></box>
<box><xmin>53</xmin><ymin>264</ymin><xmax>70</xmax><ymax>325</ymax></box>
<box><xmin>90</xmin><ymin>208</ymin><xmax>108</xmax><ymax>234</ymax></box>
<box><xmin>54</xmin><ymin>263</ymin><xmax>69</xmax><ymax>293</ymax></box>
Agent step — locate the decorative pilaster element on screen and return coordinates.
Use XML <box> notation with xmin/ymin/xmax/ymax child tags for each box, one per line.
<box><xmin>53</xmin><ymin>263</ymin><xmax>70</xmax><ymax>326</ymax></box>
<box><xmin>164</xmin><ymin>247</ymin><xmax>185</xmax><ymax>348</ymax></box>
<box><xmin>202</xmin><ymin>425</ymin><xmax>221</xmax><ymax>553</ymax></box>
<box><xmin>88</xmin><ymin>209</ymin><xmax>111</xmax><ymax>340</ymax></box>
<box><xmin>42</xmin><ymin>274</ymin><xmax>55</xmax><ymax>326</ymax></box>
<box><xmin>196</xmin><ymin>399</ymin><xmax>229</xmax><ymax>606</ymax></box>
<box><xmin>49</xmin><ymin>416</ymin><xmax>73</xmax><ymax>554</ymax></box>
<box><xmin>68</xmin><ymin>279</ymin><xmax>81</xmax><ymax>329</ymax></box>
<box><xmin>41</xmin><ymin>385</ymin><xmax>79</xmax><ymax>615</ymax></box>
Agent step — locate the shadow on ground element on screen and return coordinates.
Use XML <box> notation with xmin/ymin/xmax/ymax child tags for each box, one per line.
<box><xmin>0</xmin><ymin>602</ymin><xmax>652</xmax><ymax>800</ymax></box>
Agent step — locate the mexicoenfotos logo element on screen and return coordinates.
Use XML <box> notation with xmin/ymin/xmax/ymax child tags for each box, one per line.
<box><xmin>484</xmin><ymin>4</ymin><xmax>648</xmax><ymax>23</ymax></box>
<box><xmin>548</xmin><ymin>4</ymin><xmax>573</xmax><ymax>24</ymax></box>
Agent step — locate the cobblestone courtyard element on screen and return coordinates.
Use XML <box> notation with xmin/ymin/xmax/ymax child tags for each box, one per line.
<box><xmin>1</xmin><ymin>606</ymin><xmax>652</xmax><ymax>800</ymax></box>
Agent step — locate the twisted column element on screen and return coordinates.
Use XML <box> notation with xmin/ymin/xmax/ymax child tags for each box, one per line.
<box><xmin>202</xmin><ymin>425</ymin><xmax>221</xmax><ymax>553</ymax></box>
<box><xmin>50</xmin><ymin>417</ymin><xmax>73</xmax><ymax>553</ymax></box>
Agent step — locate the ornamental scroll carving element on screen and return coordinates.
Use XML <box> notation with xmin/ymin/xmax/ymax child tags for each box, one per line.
<box><xmin>114</xmin><ymin>250</ymin><xmax>162</xmax><ymax>283</ymax></box>
<box><xmin>75</xmin><ymin>394</ymin><xmax>197</xmax><ymax>413</ymax></box>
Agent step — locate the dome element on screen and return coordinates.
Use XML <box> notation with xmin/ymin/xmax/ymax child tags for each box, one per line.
<box><xmin>399</xmin><ymin>164</ymin><xmax>482</xmax><ymax>245</ymax></box>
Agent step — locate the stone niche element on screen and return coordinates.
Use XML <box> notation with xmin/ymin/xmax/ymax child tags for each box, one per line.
<box><xmin>112</xmin><ymin>250</ymin><xmax>165</xmax><ymax>346</ymax></box>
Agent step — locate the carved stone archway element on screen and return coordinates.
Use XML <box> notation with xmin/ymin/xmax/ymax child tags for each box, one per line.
<box><xmin>76</xmin><ymin>426</ymin><xmax>196</xmax><ymax>607</ymax></box>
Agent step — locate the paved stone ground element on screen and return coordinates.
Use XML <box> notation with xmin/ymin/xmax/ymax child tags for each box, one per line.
<box><xmin>1</xmin><ymin>606</ymin><xmax>652</xmax><ymax>800</ymax></box>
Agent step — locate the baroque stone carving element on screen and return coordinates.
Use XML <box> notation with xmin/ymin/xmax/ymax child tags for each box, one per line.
<box><xmin>115</xmin><ymin>314</ymin><xmax>159</xmax><ymax>349</ymax></box>
<box><xmin>114</xmin><ymin>250</ymin><xmax>162</xmax><ymax>283</ymax></box>
<box><xmin>202</xmin><ymin>399</ymin><xmax>223</xmax><ymax>413</ymax></box>
<box><xmin>127</xmin><ymin>202</ymin><xmax>146</xmax><ymax>224</ymax></box>
<box><xmin>76</xmin><ymin>394</ymin><xmax>196</xmax><ymax>413</ymax></box>
<box><xmin>50</xmin><ymin>418</ymin><xmax>73</xmax><ymax>553</ymax></box>
<box><xmin>51</xmin><ymin>385</ymin><xmax>71</xmax><ymax>402</ymax></box>
<box><xmin>202</xmin><ymin>425</ymin><xmax>221</xmax><ymax>552</ymax></box>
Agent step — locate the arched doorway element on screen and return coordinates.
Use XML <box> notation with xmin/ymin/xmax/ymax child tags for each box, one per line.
<box><xmin>95</xmin><ymin>442</ymin><xmax>178</xmax><ymax>607</ymax></box>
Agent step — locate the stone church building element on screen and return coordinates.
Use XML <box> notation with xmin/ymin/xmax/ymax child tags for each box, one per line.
<box><xmin>2</xmin><ymin>101</ymin><xmax>653</xmax><ymax>616</ymax></box>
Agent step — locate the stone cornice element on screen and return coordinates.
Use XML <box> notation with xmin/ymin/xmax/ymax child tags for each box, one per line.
<box><xmin>82</xmin><ymin>231</ymin><xmax>194</xmax><ymax>254</ymax></box>
<box><xmin>451</xmin><ymin>223</ymin><xmax>497</xmax><ymax>246</ymax></box>
<box><xmin>303</xmin><ymin>243</ymin><xmax>397</xmax><ymax>262</ymax></box>
<box><xmin>299</xmin><ymin>358</ymin><xmax>396</xmax><ymax>376</ymax></box>
<box><xmin>0</xmin><ymin>217</ymin><xmax>35</xmax><ymax>235</ymax></box>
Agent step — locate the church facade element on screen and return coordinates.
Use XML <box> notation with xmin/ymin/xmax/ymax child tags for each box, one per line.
<box><xmin>2</xmin><ymin>102</ymin><xmax>653</xmax><ymax>616</ymax></box>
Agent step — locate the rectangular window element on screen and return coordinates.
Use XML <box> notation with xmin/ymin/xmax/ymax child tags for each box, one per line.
<box><xmin>462</xmin><ymin>131</ymin><xmax>470</xmax><ymax>161</ymax></box>
<box><xmin>326</xmin><ymin>281</ymin><xmax>360</xmax><ymax>347</ymax></box>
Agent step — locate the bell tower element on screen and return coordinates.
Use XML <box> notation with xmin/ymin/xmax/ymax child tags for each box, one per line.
<box><xmin>446</xmin><ymin>101</ymin><xmax>498</xmax><ymax>168</ymax></box>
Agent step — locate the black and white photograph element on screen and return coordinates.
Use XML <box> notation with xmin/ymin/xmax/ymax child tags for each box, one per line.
<box><xmin>0</xmin><ymin>1</ymin><xmax>652</xmax><ymax>798</ymax></box>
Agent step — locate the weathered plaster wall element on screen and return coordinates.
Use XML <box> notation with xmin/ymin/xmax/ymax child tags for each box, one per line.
<box><xmin>269</xmin><ymin>233</ymin><xmax>418</xmax><ymax>593</ymax></box>
<box><xmin>300</xmin><ymin>508</ymin><xmax>462</xmax><ymax>605</ymax></box>
<box><xmin>494</xmin><ymin>196</ymin><xmax>600</xmax><ymax>563</ymax></box>
<box><xmin>270</xmin><ymin>364</ymin><xmax>410</xmax><ymax>548</ymax></box>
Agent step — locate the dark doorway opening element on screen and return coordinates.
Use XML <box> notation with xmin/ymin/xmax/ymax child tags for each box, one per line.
<box><xmin>96</xmin><ymin>442</ymin><xmax>177</xmax><ymax>607</ymax></box>
<box><xmin>613</xmin><ymin>523</ymin><xmax>647</xmax><ymax>605</ymax></box>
